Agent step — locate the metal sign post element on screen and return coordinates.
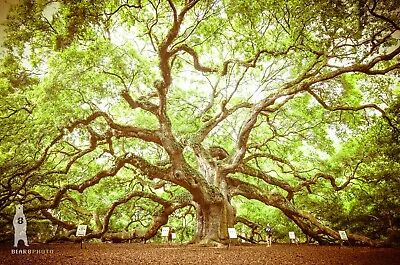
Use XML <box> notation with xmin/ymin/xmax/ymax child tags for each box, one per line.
<box><xmin>161</xmin><ymin>227</ymin><xmax>170</xmax><ymax>243</ymax></box>
<box><xmin>227</xmin><ymin>228</ymin><xmax>237</xmax><ymax>249</ymax></box>
<box><xmin>338</xmin><ymin>230</ymin><xmax>350</xmax><ymax>247</ymax></box>
<box><xmin>289</xmin><ymin>232</ymin><xmax>298</xmax><ymax>245</ymax></box>
<box><xmin>76</xmin><ymin>225</ymin><xmax>87</xmax><ymax>249</ymax></box>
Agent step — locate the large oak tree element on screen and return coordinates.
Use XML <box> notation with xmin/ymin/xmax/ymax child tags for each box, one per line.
<box><xmin>1</xmin><ymin>0</ymin><xmax>399</xmax><ymax>246</ymax></box>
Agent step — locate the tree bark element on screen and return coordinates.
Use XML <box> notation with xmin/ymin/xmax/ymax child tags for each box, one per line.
<box><xmin>188</xmin><ymin>150</ymin><xmax>236</xmax><ymax>245</ymax></box>
<box><xmin>192</xmin><ymin>199</ymin><xmax>235</xmax><ymax>245</ymax></box>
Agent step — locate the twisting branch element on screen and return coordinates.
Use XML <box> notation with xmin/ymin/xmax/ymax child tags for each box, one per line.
<box><xmin>100</xmin><ymin>190</ymin><xmax>185</xmax><ymax>234</ymax></box>
<box><xmin>170</xmin><ymin>44</ymin><xmax>218</xmax><ymax>73</ymax></box>
<box><xmin>28</xmin><ymin>152</ymin><xmax>173</xmax><ymax>213</ymax></box>
<box><xmin>226</xmin><ymin>176</ymin><xmax>378</xmax><ymax>246</ymax></box>
<box><xmin>368</xmin><ymin>0</ymin><xmax>400</xmax><ymax>30</ymax></box>
<box><xmin>235</xmin><ymin>164</ymin><xmax>295</xmax><ymax>196</ymax></box>
<box><xmin>194</xmin><ymin>102</ymin><xmax>252</xmax><ymax>144</ymax></box>
<box><xmin>105</xmin><ymin>1</ymin><xmax>142</xmax><ymax>18</ymax></box>
<box><xmin>67</xmin><ymin>111</ymin><xmax>162</xmax><ymax>145</ymax></box>
<box><xmin>120</xmin><ymin>90</ymin><xmax>158</xmax><ymax>114</ymax></box>
<box><xmin>306</xmin><ymin>87</ymin><xmax>386</xmax><ymax>113</ymax></box>
<box><xmin>100</xmin><ymin>192</ymin><xmax>192</xmax><ymax>242</ymax></box>
<box><xmin>223</xmin><ymin>93</ymin><xmax>286</xmax><ymax>171</ymax></box>
<box><xmin>221</xmin><ymin>48</ymin><xmax>294</xmax><ymax>76</ymax></box>
<box><xmin>306</xmin><ymin>87</ymin><xmax>400</xmax><ymax>134</ymax></box>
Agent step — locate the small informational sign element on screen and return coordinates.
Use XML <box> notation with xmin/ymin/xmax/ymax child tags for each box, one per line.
<box><xmin>289</xmin><ymin>232</ymin><xmax>296</xmax><ymax>240</ymax></box>
<box><xmin>171</xmin><ymin>233</ymin><xmax>176</xmax><ymax>240</ymax></box>
<box><xmin>161</xmin><ymin>227</ymin><xmax>170</xmax><ymax>237</ymax></box>
<box><xmin>76</xmin><ymin>225</ymin><xmax>87</xmax><ymax>237</ymax></box>
<box><xmin>228</xmin><ymin>228</ymin><xmax>237</xmax><ymax>239</ymax></box>
<box><xmin>339</xmin><ymin>230</ymin><xmax>348</xmax><ymax>241</ymax></box>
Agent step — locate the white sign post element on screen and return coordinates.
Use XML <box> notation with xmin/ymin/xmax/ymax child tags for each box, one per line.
<box><xmin>161</xmin><ymin>227</ymin><xmax>170</xmax><ymax>243</ymax></box>
<box><xmin>76</xmin><ymin>225</ymin><xmax>87</xmax><ymax>249</ymax></box>
<box><xmin>288</xmin><ymin>232</ymin><xmax>298</xmax><ymax>245</ymax></box>
<box><xmin>228</xmin><ymin>228</ymin><xmax>238</xmax><ymax>239</ymax></box>
<box><xmin>76</xmin><ymin>225</ymin><xmax>87</xmax><ymax>237</ymax></box>
<box><xmin>227</xmin><ymin>228</ymin><xmax>237</xmax><ymax>249</ymax></box>
<box><xmin>161</xmin><ymin>227</ymin><xmax>170</xmax><ymax>237</ymax></box>
<box><xmin>338</xmin><ymin>230</ymin><xmax>348</xmax><ymax>241</ymax></box>
<box><xmin>338</xmin><ymin>230</ymin><xmax>350</xmax><ymax>246</ymax></box>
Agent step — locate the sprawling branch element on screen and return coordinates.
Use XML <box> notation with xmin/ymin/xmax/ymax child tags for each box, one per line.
<box><xmin>236</xmin><ymin>164</ymin><xmax>295</xmax><ymax>196</ymax></box>
<box><xmin>368</xmin><ymin>0</ymin><xmax>400</xmax><ymax>31</ymax></box>
<box><xmin>306</xmin><ymin>87</ymin><xmax>400</xmax><ymax>133</ymax></box>
<box><xmin>227</xmin><ymin>176</ymin><xmax>380</xmax><ymax>246</ymax></box>
<box><xmin>67</xmin><ymin>111</ymin><xmax>163</xmax><ymax>145</ymax></box>
<box><xmin>221</xmin><ymin>48</ymin><xmax>294</xmax><ymax>76</ymax></box>
<box><xmin>170</xmin><ymin>44</ymin><xmax>218</xmax><ymax>73</ymax></box>
<box><xmin>40</xmin><ymin>189</ymin><xmax>192</xmax><ymax>243</ymax></box>
<box><xmin>194</xmin><ymin>102</ymin><xmax>252</xmax><ymax>144</ymax></box>
<box><xmin>98</xmin><ymin>191</ymin><xmax>191</xmax><ymax>238</ymax></box>
<box><xmin>120</xmin><ymin>90</ymin><xmax>158</xmax><ymax>114</ymax></box>
<box><xmin>235</xmin><ymin>216</ymin><xmax>262</xmax><ymax>244</ymax></box>
<box><xmin>105</xmin><ymin>1</ymin><xmax>142</xmax><ymax>18</ymax></box>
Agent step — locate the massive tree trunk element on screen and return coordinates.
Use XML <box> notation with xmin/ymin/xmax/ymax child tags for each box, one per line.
<box><xmin>188</xmin><ymin>149</ymin><xmax>236</xmax><ymax>245</ymax></box>
<box><xmin>193</xmin><ymin>199</ymin><xmax>235</xmax><ymax>245</ymax></box>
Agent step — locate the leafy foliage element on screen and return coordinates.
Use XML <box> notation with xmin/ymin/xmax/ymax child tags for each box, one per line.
<box><xmin>0</xmin><ymin>0</ymin><xmax>399</xmax><ymax>246</ymax></box>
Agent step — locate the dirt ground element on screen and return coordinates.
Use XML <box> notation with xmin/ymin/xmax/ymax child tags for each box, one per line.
<box><xmin>1</xmin><ymin>242</ymin><xmax>400</xmax><ymax>265</ymax></box>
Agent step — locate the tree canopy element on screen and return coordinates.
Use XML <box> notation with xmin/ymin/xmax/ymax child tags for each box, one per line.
<box><xmin>0</xmin><ymin>0</ymin><xmax>399</xmax><ymax>246</ymax></box>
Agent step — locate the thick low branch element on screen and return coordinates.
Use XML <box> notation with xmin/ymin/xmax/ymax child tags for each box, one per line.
<box><xmin>40</xmin><ymin>209</ymin><xmax>76</xmax><ymax>230</ymax></box>
<box><xmin>99</xmin><ymin>191</ymin><xmax>192</xmax><ymax>242</ymax></box>
<box><xmin>26</xmin><ymin>153</ymin><xmax>172</xmax><ymax>214</ymax></box>
<box><xmin>235</xmin><ymin>216</ymin><xmax>261</xmax><ymax>244</ymax></box>
<box><xmin>226</xmin><ymin>176</ymin><xmax>382</xmax><ymax>246</ymax></box>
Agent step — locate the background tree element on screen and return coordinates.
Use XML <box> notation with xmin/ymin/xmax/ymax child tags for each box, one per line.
<box><xmin>0</xmin><ymin>0</ymin><xmax>399</xmax><ymax>246</ymax></box>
